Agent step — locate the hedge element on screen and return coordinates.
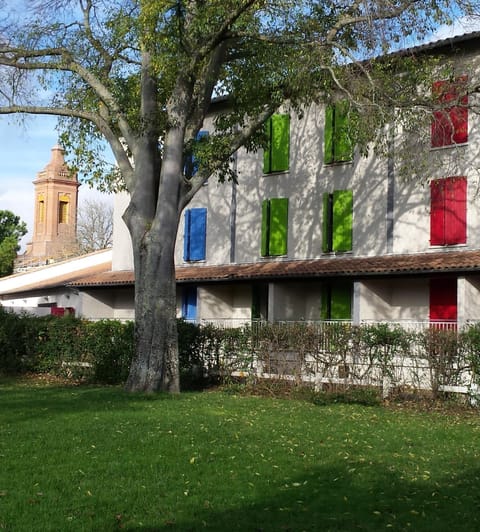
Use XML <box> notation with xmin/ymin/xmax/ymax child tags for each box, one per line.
<box><xmin>2</xmin><ymin>307</ymin><xmax>480</xmax><ymax>398</ymax></box>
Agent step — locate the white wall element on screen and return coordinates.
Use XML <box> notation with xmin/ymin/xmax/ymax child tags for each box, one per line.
<box><xmin>359</xmin><ymin>278</ymin><xmax>429</xmax><ymax>321</ymax></box>
<box><xmin>197</xmin><ymin>285</ymin><xmax>251</xmax><ymax>321</ymax></box>
<box><xmin>112</xmin><ymin>192</ymin><xmax>134</xmax><ymax>271</ymax></box>
<box><xmin>269</xmin><ymin>282</ymin><xmax>323</xmax><ymax>321</ymax></box>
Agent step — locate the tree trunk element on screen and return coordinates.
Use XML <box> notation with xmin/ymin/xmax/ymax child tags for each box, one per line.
<box><xmin>125</xmin><ymin>234</ymin><xmax>180</xmax><ymax>393</ymax></box>
<box><xmin>123</xmin><ymin>149</ymin><xmax>183</xmax><ymax>393</ymax></box>
<box><xmin>124</xmin><ymin>78</ymin><xmax>189</xmax><ymax>393</ymax></box>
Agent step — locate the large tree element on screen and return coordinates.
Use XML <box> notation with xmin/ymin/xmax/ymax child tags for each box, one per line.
<box><xmin>0</xmin><ymin>0</ymin><xmax>478</xmax><ymax>392</ymax></box>
<box><xmin>0</xmin><ymin>210</ymin><xmax>27</xmax><ymax>277</ymax></box>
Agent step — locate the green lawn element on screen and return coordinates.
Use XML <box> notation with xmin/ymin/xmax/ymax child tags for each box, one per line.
<box><xmin>1</xmin><ymin>380</ymin><xmax>480</xmax><ymax>531</ymax></box>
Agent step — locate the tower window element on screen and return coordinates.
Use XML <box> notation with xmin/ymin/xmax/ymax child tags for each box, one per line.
<box><xmin>38</xmin><ymin>194</ymin><xmax>45</xmax><ymax>223</ymax></box>
<box><xmin>59</xmin><ymin>198</ymin><xmax>69</xmax><ymax>224</ymax></box>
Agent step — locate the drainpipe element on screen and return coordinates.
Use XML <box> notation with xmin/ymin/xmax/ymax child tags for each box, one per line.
<box><xmin>386</xmin><ymin>124</ymin><xmax>395</xmax><ymax>254</ymax></box>
<box><xmin>229</xmin><ymin>151</ymin><xmax>238</xmax><ymax>264</ymax></box>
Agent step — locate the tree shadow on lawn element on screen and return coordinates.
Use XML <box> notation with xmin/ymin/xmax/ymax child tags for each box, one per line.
<box><xmin>0</xmin><ymin>383</ymin><xmax>179</xmax><ymax>424</ymax></box>
<box><xmin>122</xmin><ymin>462</ymin><xmax>480</xmax><ymax>532</ymax></box>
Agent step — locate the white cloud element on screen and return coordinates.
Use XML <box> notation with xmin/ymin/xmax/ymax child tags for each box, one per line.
<box><xmin>426</xmin><ymin>15</ymin><xmax>480</xmax><ymax>43</ymax></box>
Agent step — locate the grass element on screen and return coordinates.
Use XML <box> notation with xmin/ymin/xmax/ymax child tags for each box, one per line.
<box><xmin>1</xmin><ymin>379</ymin><xmax>480</xmax><ymax>531</ymax></box>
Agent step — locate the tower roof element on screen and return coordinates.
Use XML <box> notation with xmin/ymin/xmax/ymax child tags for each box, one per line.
<box><xmin>34</xmin><ymin>144</ymin><xmax>78</xmax><ymax>183</ymax></box>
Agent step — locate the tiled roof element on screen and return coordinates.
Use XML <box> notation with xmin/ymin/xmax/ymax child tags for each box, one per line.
<box><xmin>0</xmin><ymin>261</ymin><xmax>112</xmax><ymax>296</ymax></box>
<box><xmin>69</xmin><ymin>249</ymin><xmax>480</xmax><ymax>287</ymax></box>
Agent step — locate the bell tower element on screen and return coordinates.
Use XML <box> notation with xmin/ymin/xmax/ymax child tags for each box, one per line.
<box><xmin>25</xmin><ymin>144</ymin><xmax>80</xmax><ymax>261</ymax></box>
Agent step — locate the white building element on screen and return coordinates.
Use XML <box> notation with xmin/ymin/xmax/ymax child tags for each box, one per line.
<box><xmin>5</xmin><ymin>32</ymin><xmax>480</xmax><ymax>326</ymax></box>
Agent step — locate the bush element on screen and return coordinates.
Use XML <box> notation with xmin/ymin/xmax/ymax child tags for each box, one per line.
<box><xmin>311</xmin><ymin>387</ymin><xmax>382</xmax><ymax>407</ymax></box>
<box><xmin>0</xmin><ymin>311</ymin><xmax>134</xmax><ymax>383</ymax></box>
<box><xmin>0</xmin><ymin>308</ymin><xmax>51</xmax><ymax>374</ymax></box>
<box><xmin>461</xmin><ymin>323</ymin><xmax>480</xmax><ymax>387</ymax></box>
<box><xmin>87</xmin><ymin>320</ymin><xmax>134</xmax><ymax>384</ymax></box>
<box><xmin>418</xmin><ymin>326</ymin><xmax>467</xmax><ymax>397</ymax></box>
<box><xmin>0</xmin><ymin>307</ymin><xmax>27</xmax><ymax>373</ymax></box>
<box><xmin>2</xmin><ymin>311</ymin><xmax>480</xmax><ymax>403</ymax></box>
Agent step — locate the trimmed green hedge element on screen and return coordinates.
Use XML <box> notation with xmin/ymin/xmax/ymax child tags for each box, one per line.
<box><xmin>0</xmin><ymin>308</ymin><xmax>135</xmax><ymax>383</ymax></box>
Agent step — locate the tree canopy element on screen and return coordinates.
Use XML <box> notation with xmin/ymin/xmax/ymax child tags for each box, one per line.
<box><xmin>0</xmin><ymin>0</ymin><xmax>479</xmax><ymax>391</ymax></box>
<box><xmin>0</xmin><ymin>210</ymin><xmax>27</xmax><ymax>277</ymax></box>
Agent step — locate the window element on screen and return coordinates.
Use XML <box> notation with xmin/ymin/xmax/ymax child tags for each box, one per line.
<box><xmin>431</xmin><ymin>77</ymin><xmax>468</xmax><ymax>148</ymax></box>
<box><xmin>182</xmin><ymin>286</ymin><xmax>197</xmax><ymax>321</ymax></box>
<box><xmin>263</xmin><ymin>114</ymin><xmax>290</xmax><ymax>173</ymax></box>
<box><xmin>183</xmin><ymin>208</ymin><xmax>207</xmax><ymax>261</ymax></box>
<box><xmin>430</xmin><ymin>177</ymin><xmax>466</xmax><ymax>246</ymax></box>
<box><xmin>252</xmin><ymin>284</ymin><xmax>268</xmax><ymax>321</ymax></box>
<box><xmin>185</xmin><ymin>130</ymin><xmax>209</xmax><ymax>177</ymax></box>
<box><xmin>430</xmin><ymin>278</ymin><xmax>457</xmax><ymax>323</ymax></box>
<box><xmin>322</xmin><ymin>190</ymin><xmax>353</xmax><ymax>252</ymax></box>
<box><xmin>38</xmin><ymin>194</ymin><xmax>45</xmax><ymax>223</ymax></box>
<box><xmin>261</xmin><ymin>198</ymin><xmax>288</xmax><ymax>256</ymax></box>
<box><xmin>321</xmin><ymin>283</ymin><xmax>352</xmax><ymax>320</ymax></box>
<box><xmin>58</xmin><ymin>195</ymin><xmax>70</xmax><ymax>224</ymax></box>
<box><xmin>324</xmin><ymin>100</ymin><xmax>353</xmax><ymax>164</ymax></box>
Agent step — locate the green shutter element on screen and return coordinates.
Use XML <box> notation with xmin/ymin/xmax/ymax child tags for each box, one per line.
<box><xmin>269</xmin><ymin>198</ymin><xmax>288</xmax><ymax>255</ymax></box>
<box><xmin>334</xmin><ymin>100</ymin><xmax>353</xmax><ymax>163</ymax></box>
<box><xmin>322</xmin><ymin>193</ymin><xmax>331</xmax><ymax>253</ymax></box>
<box><xmin>263</xmin><ymin>118</ymin><xmax>272</xmax><ymax>174</ymax></box>
<box><xmin>332</xmin><ymin>190</ymin><xmax>353</xmax><ymax>252</ymax></box>
<box><xmin>261</xmin><ymin>200</ymin><xmax>270</xmax><ymax>256</ymax></box>
<box><xmin>270</xmin><ymin>114</ymin><xmax>290</xmax><ymax>172</ymax></box>
<box><xmin>324</xmin><ymin>105</ymin><xmax>334</xmax><ymax>164</ymax></box>
<box><xmin>330</xmin><ymin>284</ymin><xmax>352</xmax><ymax>320</ymax></box>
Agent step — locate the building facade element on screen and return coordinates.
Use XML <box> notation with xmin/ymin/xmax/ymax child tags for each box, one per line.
<box><xmin>67</xmin><ymin>32</ymin><xmax>480</xmax><ymax>326</ymax></box>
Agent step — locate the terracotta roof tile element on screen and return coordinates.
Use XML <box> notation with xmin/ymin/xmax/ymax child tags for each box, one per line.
<box><xmin>69</xmin><ymin>249</ymin><xmax>480</xmax><ymax>287</ymax></box>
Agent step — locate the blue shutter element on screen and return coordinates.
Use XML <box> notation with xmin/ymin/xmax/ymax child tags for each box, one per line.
<box><xmin>182</xmin><ymin>286</ymin><xmax>197</xmax><ymax>321</ymax></box>
<box><xmin>188</xmin><ymin>208</ymin><xmax>207</xmax><ymax>261</ymax></box>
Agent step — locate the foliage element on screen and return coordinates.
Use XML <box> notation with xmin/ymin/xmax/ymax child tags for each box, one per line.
<box><xmin>311</xmin><ymin>387</ymin><xmax>383</xmax><ymax>406</ymax></box>
<box><xmin>177</xmin><ymin>320</ymin><xmax>253</xmax><ymax>388</ymax></box>
<box><xmin>459</xmin><ymin>324</ymin><xmax>480</xmax><ymax>404</ymax></box>
<box><xmin>0</xmin><ymin>210</ymin><xmax>27</xmax><ymax>277</ymax></box>
<box><xmin>2</xmin><ymin>385</ymin><xmax>480</xmax><ymax>530</ymax></box>
<box><xmin>3</xmin><ymin>307</ymin><xmax>480</xmax><ymax>399</ymax></box>
<box><xmin>0</xmin><ymin>310</ymin><xmax>134</xmax><ymax>384</ymax></box>
<box><xmin>1</xmin><ymin>1</ymin><xmax>478</xmax><ymax>392</ymax></box>
<box><xmin>85</xmin><ymin>320</ymin><xmax>135</xmax><ymax>384</ymax></box>
<box><xmin>418</xmin><ymin>326</ymin><xmax>469</xmax><ymax>398</ymax></box>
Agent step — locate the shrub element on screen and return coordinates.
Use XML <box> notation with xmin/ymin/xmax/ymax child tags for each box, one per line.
<box><xmin>86</xmin><ymin>320</ymin><xmax>134</xmax><ymax>384</ymax></box>
<box><xmin>311</xmin><ymin>387</ymin><xmax>382</xmax><ymax>407</ymax></box>
<box><xmin>0</xmin><ymin>307</ymin><xmax>26</xmax><ymax>373</ymax></box>
<box><xmin>418</xmin><ymin>326</ymin><xmax>467</xmax><ymax>398</ymax></box>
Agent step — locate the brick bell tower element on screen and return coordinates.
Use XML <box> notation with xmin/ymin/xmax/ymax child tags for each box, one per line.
<box><xmin>25</xmin><ymin>144</ymin><xmax>80</xmax><ymax>261</ymax></box>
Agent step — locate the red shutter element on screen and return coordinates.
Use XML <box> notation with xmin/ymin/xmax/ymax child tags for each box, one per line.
<box><xmin>431</xmin><ymin>78</ymin><xmax>468</xmax><ymax>147</ymax></box>
<box><xmin>451</xmin><ymin>97</ymin><xmax>468</xmax><ymax>144</ymax></box>
<box><xmin>430</xmin><ymin>179</ymin><xmax>445</xmax><ymax>245</ymax></box>
<box><xmin>429</xmin><ymin>278</ymin><xmax>457</xmax><ymax>322</ymax></box>
<box><xmin>444</xmin><ymin>177</ymin><xmax>466</xmax><ymax>245</ymax></box>
<box><xmin>451</xmin><ymin>76</ymin><xmax>468</xmax><ymax>144</ymax></box>
<box><xmin>431</xmin><ymin>81</ymin><xmax>452</xmax><ymax>148</ymax></box>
